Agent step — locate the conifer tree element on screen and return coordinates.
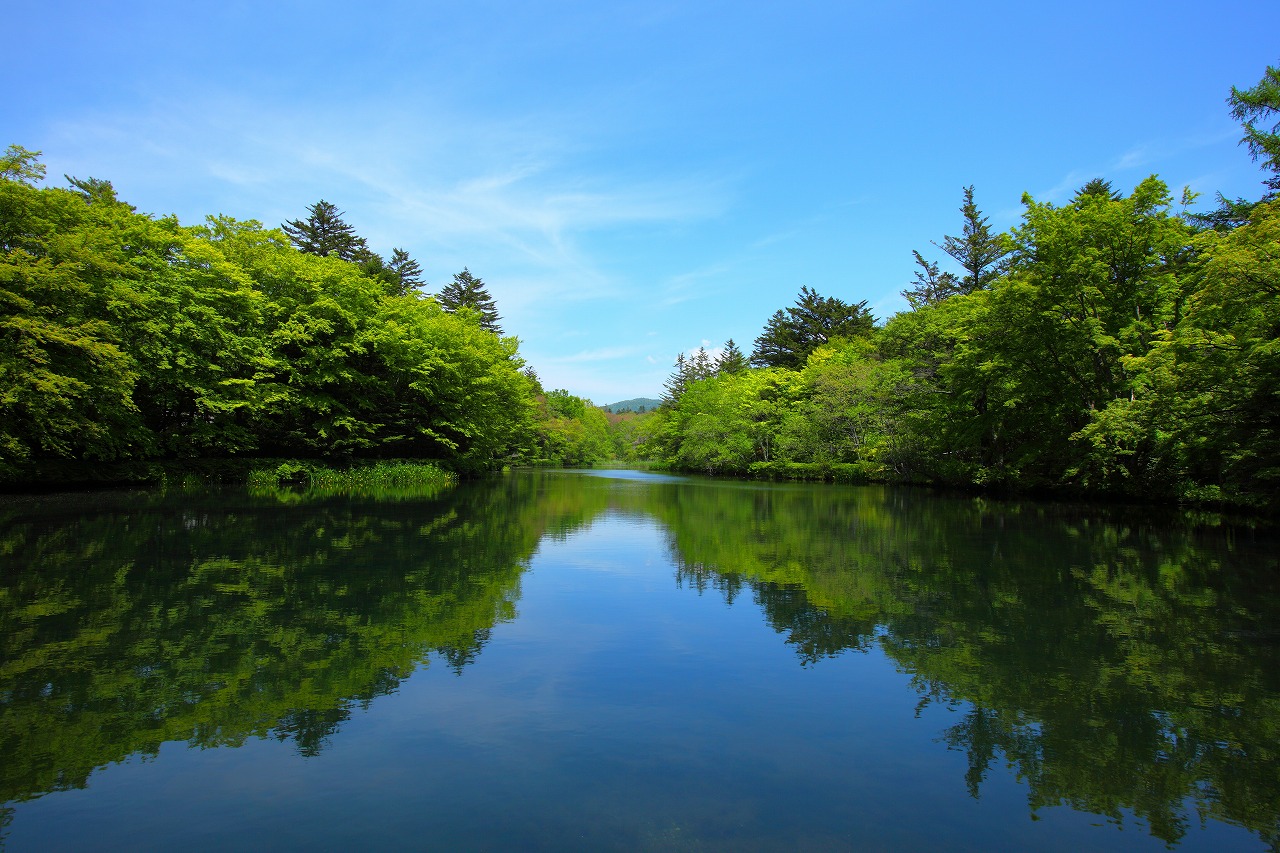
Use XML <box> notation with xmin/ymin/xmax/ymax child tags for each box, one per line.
<box><xmin>902</xmin><ymin>250</ymin><xmax>961</xmax><ymax>309</ymax></box>
<box><xmin>689</xmin><ymin>346</ymin><xmax>714</xmax><ymax>381</ymax></box>
<box><xmin>437</xmin><ymin>268</ymin><xmax>502</xmax><ymax>333</ymax></box>
<box><xmin>1229</xmin><ymin>61</ymin><xmax>1280</xmax><ymax>190</ymax></box>
<box><xmin>662</xmin><ymin>353</ymin><xmax>689</xmax><ymax>407</ymax></box>
<box><xmin>282</xmin><ymin>200</ymin><xmax>371</xmax><ymax>262</ymax></box>
<box><xmin>934</xmin><ymin>186</ymin><xmax>1009</xmax><ymax>294</ymax></box>
<box><xmin>716</xmin><ymin>339</ymin><xmax>748</xmax><ymax>374</ymax></box>
<box><xmin>387</xmin><ymin>248</ymin><xmax>424</xmax><ymax>295</ymax></box>
<box><xmin>751</xmin><ymin>286</ymin><xmax>875</xmax><ymax>368</ymax></box>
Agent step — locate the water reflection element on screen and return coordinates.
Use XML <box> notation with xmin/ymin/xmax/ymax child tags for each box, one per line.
<box><xmin>1</xmin><ymin>473</ymin><xmax>1277</xmax><ymax>849</ymax></box>
<box><xmin>0</xmin><ymin>478</ymin><xmax>573</xmax><ymax>804</ymax></box>
<box><xmin>650</xmin><ymin>482</ymin><xmax>1280</xmax><ymax>849</ymax></box>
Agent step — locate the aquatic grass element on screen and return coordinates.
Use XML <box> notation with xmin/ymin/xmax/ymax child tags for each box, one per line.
<box><xmin>248</xmin><ymin>461</ymin><xmax>456</xmax><ymax>500</ymax></box>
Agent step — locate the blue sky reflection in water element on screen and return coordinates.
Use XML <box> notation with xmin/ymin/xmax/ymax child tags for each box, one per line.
<box><xmin>1</xmin><ymin>471</ymin><xmax>1276</xmax><ymax>851</ymax></box>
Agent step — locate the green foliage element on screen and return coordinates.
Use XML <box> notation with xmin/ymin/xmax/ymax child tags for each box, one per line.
<box><xmin>246</xmin><ymin>460</ymin><xmax>455</xmax><ymax>497</ymax></box>
<box><xmin>281</xmin><ymin>200</ymin><xmax>372</xmax><ymax>262</ymax></box>
<box><xmin>932</xmin><ymin>184</ymin><xmax>1010</xmax><ymax>294</ymax></box>
<box><xmin>656</xmin><ymin>165</ymin><xmax>1278</xmax><ymax>510</ymax></box>
<box><xmin>0</xmin><ymin>156</ymin><xmax>540</xmax><ymax>479</ymax></box>
<box><xmin>0</xmin><ymin>145</ymin><xmax>45</xmax><ymax>186</ymax></box>
<box><xmin>901</xmin><ymin>249</ymin><xmax>960</xmax><ymax>309</ymax></box>
<box><xmin>437</xmin><ymin>267</ymin><xmax>502</xmax><ymax>333</ymax></box>
<box><xmin>751</xmin><ymin>286</ymin><xmax>875</xmax><ymax>369</ymax></box>
<box><xmin>716</xmin><ymin>338</ymin><xmax>748</xmax><ymax>374</ymax></box>
<box><xmin>386</xmin><ymin>247</ymin><xmax>424</xmax><ymax>295</ymax></box>
<box><xmin>525</xmin><ymin>389</ymin><xmax>612</xmax><ymax>466</ymax></box>
<box><xmin>1229</xmin><ymin>61</ymin><xmax>1280</xmax><ymax>190</ymax></box>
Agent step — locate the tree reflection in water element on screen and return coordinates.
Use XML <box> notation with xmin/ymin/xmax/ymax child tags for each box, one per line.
<box><xmin>1</xmin><ymin>472</ymin><xmax>1277</xmax><ymax>849</ymax></box>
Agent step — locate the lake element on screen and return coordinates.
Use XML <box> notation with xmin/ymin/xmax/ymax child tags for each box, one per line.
<box><xmin>2</xmin><ymin>469</ymin><xmax>1278</xmax><ymax>851</ymax></box>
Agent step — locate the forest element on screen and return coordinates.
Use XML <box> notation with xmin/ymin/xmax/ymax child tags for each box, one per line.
<box><xmin>0</xmin><ymin>152</ymin><xmax>609</xmax><ymax>478</ymax></box>
<box><xmin>643</xmin><ymin>64</ymin><xmax>1280</xmax><ymax>511</ymax></box>
<box><xmin>1</xmin><ymin>63</ymin><xmax>1277</xmax><ymax>509</ymax></box>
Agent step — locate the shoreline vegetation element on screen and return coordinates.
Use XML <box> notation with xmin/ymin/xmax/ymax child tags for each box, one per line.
<box><xmin>3</xmin><ymin>63</ymin><xmax>1278</xmax><ymax>513</ymax></box>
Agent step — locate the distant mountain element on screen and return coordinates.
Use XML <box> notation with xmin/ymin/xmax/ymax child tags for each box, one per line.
<box><xmin>600</xmin><ymin>397</ymin><xmax>661</xmax><ymax>414</ymax></box>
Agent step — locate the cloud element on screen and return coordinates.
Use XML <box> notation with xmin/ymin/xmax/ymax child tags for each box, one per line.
<box><xmin>658</xmin><ymin>261</ymin><xmax>736</xmax><ymax>307</ymax></box>
<box><xmin>46</xmin><ymin>92</ymin><xmax>728</xmax><ymax>289</ymax></box>
<box><xmin>546</xmin><ymin>346</ymin><xmax>647</xmax><ymax>364</ymax></box>
<box><xmin>1112</xmin><ymin>145</ymin><xmax>1151</xmax><ymax>171</ymax></box>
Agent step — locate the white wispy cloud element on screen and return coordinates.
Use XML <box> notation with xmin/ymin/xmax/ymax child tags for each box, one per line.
<box><xmin>546</xmin><ymin>346</ymin><xmax>647</xmax><ymax>364</ymax></box>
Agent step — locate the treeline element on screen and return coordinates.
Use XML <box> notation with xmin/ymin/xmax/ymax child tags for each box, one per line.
<box><xmin>646</xmin><ymin>65</ymin><xmax>1280</xmax><ymax>511</ymax></box>
<box><xmin>0</xmin><ymin>148</ymin><xmax>613</xmax><ymax>478</ymax></box>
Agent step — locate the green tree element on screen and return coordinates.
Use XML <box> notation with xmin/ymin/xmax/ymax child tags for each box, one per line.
<box><xmin>437</xmin><ymin>267</ymin><xmax>501</xmax><ymax>333</ymax></box>
<box><xmin>751</xmin><ymin>286</ymin><xmax>875</xmax><ymax>368</ymax></box>
<box><xmin>281</xmin><ymin>200</ymin><xmax>372</xmax><ymax>262</ymax></box>
<box><xmin>661</xmin><ymin>353</ymin><xmax>690</xmax><ymax>407</ymax></box>
<box><xmin>1073</xmin><ymin>178</ymin><xmax>1122</xmax><ymax>202</ymax></box>
<box><xmin>975</xmin><ymin>176</ymin><xmax>1193</xmax><ymax>487</ymax></box>
<box><xmin>716</xmin><ymin>339</ymin><xmax>748</xmax><ymax>374</ymax></box>
<box><xmin>387</xmin><ymin>248</ymin><xmax>424</xmax><ymax>295</ymax></box>
<box><xmin>529</xmin><ymin>389</ymin><xmax>612</xmax><ymax>466</ymax></box>
<box><xmin>901</xmin><ymin>250</ymin><xmax>961</xmax><ymax>309</ymax></box>
<box><xmin>0</xmin><ymin>168</ymin><xmax>145</xmax><ymax>471</ymax></box>
<box><xmin>1080</xmin><ymin>199</ymin><xmax>1280</xmax><ymax>507</ymax></box>
<box><xmin>1229</xmin><ymin>61</ymin><xmax>1280</xmax><ymax>190</ymax></box>
<box><xmin>0</xmin><ymin>145</ymin><xmax>45</xmax><ymax>186</ymax></box>
<box><xmin>933</xmin><ymin>185</ymin><xmax>1009</xmax><ymax>295</ymax></box>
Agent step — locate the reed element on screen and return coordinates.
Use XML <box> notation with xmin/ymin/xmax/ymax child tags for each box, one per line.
<box><xmin>247</xmin><ymin>461</ymin><xmax>456</xmax><ymax>498</ymax></box>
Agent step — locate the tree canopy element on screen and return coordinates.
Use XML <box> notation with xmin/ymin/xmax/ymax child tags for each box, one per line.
<box><xmin>0</xmin><ymin>165</ymin><xmax>538</xmax><ymax>476</ymax></box>
<box><xmin>750</xmin><ymin>286</ymin><xmax>875</xmax><ymax>369</ymax></box>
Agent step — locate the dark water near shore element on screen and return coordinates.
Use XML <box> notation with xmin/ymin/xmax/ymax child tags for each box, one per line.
<box><xmin>2</xmin><ymin>469</ymin><xmax>1278</xmax><ymax>851</ymax></box>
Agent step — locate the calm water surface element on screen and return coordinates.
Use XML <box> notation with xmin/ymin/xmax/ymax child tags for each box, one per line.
<box><xmin>2</xmin><ymin>470</ymin><xmax>1278</xmax><ymax>851</ymax></box>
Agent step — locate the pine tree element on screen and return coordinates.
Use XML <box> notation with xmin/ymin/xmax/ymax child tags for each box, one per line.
<box><xmin>902</xmin><ymin>250</ymin><xmax>961</xmax><ymax>309</ymax></box>
<box><xmin>716</xmin><ymin>339</ymin><xmax>748</xmax><ymax>374</ymax></box>
<box><xmin>661</xmin><ymin>353</ymin><xmax>689</xmax><ymax>407</ymax></box>
<box><xmin>934</xmin><ymin>186</ymin><xmax>1009</xmax><ymax>294</ymax></box>
<box><xmin>1073</xmin><ymin>178</ymin><xmax>1123</xmax><ymax>203</ymax></box>
<box><xmin>751</xmin><ymin>286</ymin><xmax>875</xmax><ymax>368</ymax></box>
<box><xmin>689</xmin><ymin>346</ymin><xmax>714</xmax><ymax>381</ymax></box>
<box><xmin>387</xmin><ymin>248</ymin><xmax>424</xmax><ymax>296</ymax></box>
<box><xmin>282</xmin><ymin>200</ymin><xmax>371</xmax><ymax>262</ymax></box>
<box><xmin>1229</xmin><ymin>61</ymin><xmax>1280</xmax><ymax>190</ymax></box>
<box><xmin>437</xmin><ymin>268</ymin><xmax>502</xmax><ymax>333</ymax></box>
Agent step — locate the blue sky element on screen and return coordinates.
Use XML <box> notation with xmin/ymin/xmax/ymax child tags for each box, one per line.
<box><xmin>7</xmin><ymin>1</ymin><xmax>1278</xmax><ymax>403</ymax></box>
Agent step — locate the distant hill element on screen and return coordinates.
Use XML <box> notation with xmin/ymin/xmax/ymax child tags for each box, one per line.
<box><xmin>600</xmin><ymin>397</ymin><xmax>661</xmax><ymax>414</ymax></box>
